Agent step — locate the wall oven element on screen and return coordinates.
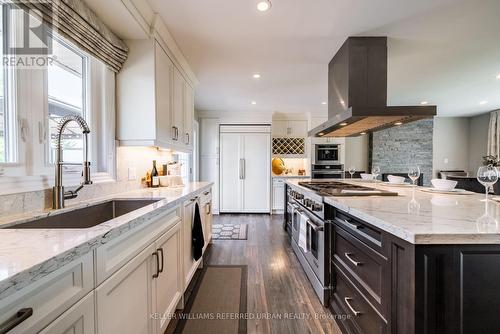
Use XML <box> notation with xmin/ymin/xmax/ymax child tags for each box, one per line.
<box><xmin>314</xmin><ymin>144</ymin><xmax>340</xmax><ymax>165</ymax></box>
<box><xmin>311</xmin><ymin>164</ymin><xmax>344</xmax><ymax>179</ymax></box>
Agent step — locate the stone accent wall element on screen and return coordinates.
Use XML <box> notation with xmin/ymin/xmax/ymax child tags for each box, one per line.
<box><xmin>371</xmin><ymin>119</ymin><xmax>434</xmax><ymax>186</ymax></box>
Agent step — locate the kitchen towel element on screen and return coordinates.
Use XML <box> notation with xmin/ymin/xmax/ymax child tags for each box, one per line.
<box><xmin>192</xmin><ymin>202</ymin><xmax>205</xmax><ymax>261</ymax></box>
<box><xmin>298</xmin><ymin>212</ymin><xmax>308</xmax><ymax>252</ymax></box>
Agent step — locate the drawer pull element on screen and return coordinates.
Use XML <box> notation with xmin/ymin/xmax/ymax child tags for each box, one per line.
<box><xmin>157</xmin><ymin>248</ymin><xmax>164</xmax><ymax>273</ymax></box>
<box><xmin>345</xmin><ymin>252</ymin><xmax>363</xmax><ymax>266</ymax></box>
<box><xmin>206</xmin><ymin>202</ymin><xmax>211</xmax><ymax>214</ymax></box>
<box><xmin>152</xmin><ymin>251</ymin><xmax>160</xmax><ymax>278</ymax></box>
<box><xmin>343</xmin><ymin>219</ymin><xmax>360</xmax><ymax>230</ymax></box>
<box><xmin>0</xmin><ymin>308</ymin><xmax>33</xmax><ymax>333</ymax></box>
<box><xmin>203</xmin><ymin>191</ymin><xmax>210</xmax><ymax>196</ymax></box>
<box><xmin>344</xmin><ymin>297</ymin><xmax>362</xmax><ymax>316</ymax></box>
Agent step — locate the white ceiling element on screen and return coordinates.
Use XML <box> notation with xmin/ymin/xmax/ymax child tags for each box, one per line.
<box><xmin>107</xmin><ymin>0</ymin><xmax>500</xmax><ymax>117</ymax></box>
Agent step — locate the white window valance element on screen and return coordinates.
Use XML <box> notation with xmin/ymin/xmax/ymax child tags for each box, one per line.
<box><xmin>10</xmin><ymin>0</ymin><xmax>128</xmax><ymax>72</ymax></box>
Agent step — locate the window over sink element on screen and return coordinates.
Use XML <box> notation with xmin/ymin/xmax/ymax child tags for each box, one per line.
<box><xmin>0</xmin><ymin>5</ymin><xmax>116</xmax><ymax>192</ymax></box>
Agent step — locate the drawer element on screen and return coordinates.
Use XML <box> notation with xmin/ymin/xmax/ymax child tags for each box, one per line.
<box><xmin>333</xmin><ymin>226</ymin><xmax>388</xmax><ymax>315</ymax></box>
<box><xmin>200</xmin><ymin>188</ymin><xmax>212</xmax><ymax>204</ymax></box>
<box><xmin>331</xmin><ymin>264</ymin><xmax>387</xmax><ymax>334</ymax></box>
<box><xmin>0</xmin><ymin>253</ymin><xmax>94</xmax><ymax>334</ymax></box>
<box><xmin>95</xmin><ymin>205</ymin><xmax>181</xmax><ymax>285</ymax></box>
<box><xmin>334</xmin><ymin>210</ymin><xmax>384</xmax><ymax>253</ymax></box>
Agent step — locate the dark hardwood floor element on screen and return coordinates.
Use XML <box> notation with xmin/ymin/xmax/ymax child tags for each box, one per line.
<box><xmin>206</xmin><ymin>214</ymin><xmax>342</xmax><ymax>334</ymax></box>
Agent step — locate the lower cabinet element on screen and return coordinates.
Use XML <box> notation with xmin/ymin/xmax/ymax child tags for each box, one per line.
<box><xmin>40</xmin><ymin>292</ymin><xmax>95</xmax><ymax>334</ymax></box>
<box><xmin>272</xmin><ymin>178</ymin><xmax>285</xmax><ymax>213</ymax></box>
<box><xmin>96</xmin><ymin>221</ymin><xmax>182</xmax><ymax>334</ymax></box>
<box><xmin>96</xmin><ymin>242</ymin><xmax>156</xmax><ymax>334</ymax></box>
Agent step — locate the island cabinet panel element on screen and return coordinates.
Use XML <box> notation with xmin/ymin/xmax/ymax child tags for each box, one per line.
<box><xmin>415</xmin><ymin>245</ymin><xmax>500</xmax><ymax>334</ymax></box>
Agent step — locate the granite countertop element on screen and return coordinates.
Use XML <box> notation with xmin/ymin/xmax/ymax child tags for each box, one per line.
<box><xmin>285</xmin><ymin>179</ymin><xmax>500</xmax><ymax>245</ymax></box>
<box><xmin>0</xmin><ymin>182</ymin><xmax>213</xmax><ymax>300</ymax></box>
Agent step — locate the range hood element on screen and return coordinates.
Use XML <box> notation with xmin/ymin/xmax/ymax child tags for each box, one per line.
<box><xmin>309</xmin><ymin>37</ymin><xmax>436</xmax><ymax>137</ymax></box>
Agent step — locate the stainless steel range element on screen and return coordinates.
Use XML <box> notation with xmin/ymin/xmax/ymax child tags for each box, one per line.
<box><xmin>284</xmin><ymin>180</ymin><xmax>398</xmax><ymax>306</ymax></box>
<box><xmin>286</xmin><ymin>185</ymin><xmax>331</xmax><ymax>306</ymax></box>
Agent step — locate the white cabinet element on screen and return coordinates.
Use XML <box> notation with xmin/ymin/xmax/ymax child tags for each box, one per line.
<box><xmin>200</xmin><ymin>118</ymin><xmax>219</xmax><ymax>156</ymax></box>
<box><xmin>272</xmin><ymin>120</ymin><xmax>308</xmax><ymax>138</ymax></box>
<box><xmin>200</xmin><ymin>190</ymin><xmax>212</xmax><ymax>248</ymax></box>
<box><xmin>272</xmin><ymin>178</ymin><xmax>285</xmax><ymax>213</ymax></box>
<box><xmin>40</xmin><ymin>292</ymin><xmax>95</xmax><ymax>334</ymax></box>
<box><xmin>183</xmin><ymin>83</ymin><xmax>194</xmax><ymax>148</ymax></box>
<box><xmin>117</xmin><ymin>39</ymin><xmax>195</xmax><ymax>151</ymax></box>
<box><xmin>0</xmin><ymin>253</ymin><xmax>94</xmax><ymax>334</ymax></box>
<box><xmin>220</xmin><ymin>125</ymin><xmax>271</xmax><ymax>213</ymax></box>
<box><xmin>96</xmin><ymin>243</ymin><xmax>156</xmax><ymax>334</ymax></box>
<box><xmin>153</xmin><ymin>222</ymin><xmax>183</xmax><ymax>334</ymax></box>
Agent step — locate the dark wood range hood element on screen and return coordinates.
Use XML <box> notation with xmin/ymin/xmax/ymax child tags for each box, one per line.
<box><xmin>309</xmin><ymin>37</ymin><xmax>436</xmax><ymax>137</ymax></box>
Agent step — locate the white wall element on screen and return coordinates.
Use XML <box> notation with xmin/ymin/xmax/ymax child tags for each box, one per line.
<box><xmin>468</xmin><ymin>113</ymin><xmax>490</xmax><ymax>172</ymax></box>
<box><xmin>345</xmin><ymin>136</ymin><xmax>369</xmax><ymax>172</ymax></box>
<box><xmin>433</xmin><ymin>117</ymin><xmax>470</xmax><ymax>178</ymax></box>
<box><xmin>432</xmin><ymin>114</ymin><xmax>490</xmax><ymax>178</ymax></box>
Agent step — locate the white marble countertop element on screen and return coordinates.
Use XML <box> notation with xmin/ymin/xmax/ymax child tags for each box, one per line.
<box><xmin>285</xmin><ymin>179</ymin><xmax>500</xmax><ymax>245</ymax></box>
<box><xmin>0</xmin><ymin>182</ymin><xmax>213</xmax><ymax>300</ymax></box>
<box><xmin>272</xmin><ymin>175</ymin><xmax>310</xmax><ymax>179</ymax></box>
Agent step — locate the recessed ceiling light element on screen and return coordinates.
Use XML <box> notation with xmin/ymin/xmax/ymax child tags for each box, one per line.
<box><xmin>339</xmin><ymin>122</ymin><xmax>348</xmax><ymax>126</ymax></box>
<box><xmin>257</xmin><ymin>1</ymin><xmax>271</xmax><ymax>11</ymax></box>
<box><xmin>251</xmin><ymin>101</ymin><xmax>257</xmax><ymax>105</ymax></box>
<box><xmin>420</xmin><ymin>101</ymin><xmax>429</xmax><ymax>105</ymax></box>
<box><xmin>253</xmin><ymin>73</ymin><xmax>261</xmax><ymax>79</ymax></box>
<box><xmin>394</xmin><ymin>122</ymin><xmax>403</xmax><ymax>126</ymax></box>
<box><xmin>480</xmin><ymin>100</ymin><xmax>489</xmax><ymax>105</ymax></box>
<box><xmin>321</xmin><ymin>101</ymin><xmax>327</xmax><ymax>105</ymax></box>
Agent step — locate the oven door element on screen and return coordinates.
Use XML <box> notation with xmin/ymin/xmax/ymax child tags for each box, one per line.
<box><xmin>312</xmin><ymin>171</ymin><xmax>343</xmax><ymax>179</ymax></box>
<box><xmin>302</xmin><ymin>212</ymin><xmax>327</xmax><ymax>283</ymax></box>
<box><xmin>315</xmin><ymin>145</ymin><xmax>339</xmax><ymax>164</ymax></box>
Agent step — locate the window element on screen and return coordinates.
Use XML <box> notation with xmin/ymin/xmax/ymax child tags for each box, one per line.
<box><xmin>47</xmin><ymin>37</ymin><xmax>88</xmax><ymax>164</ymax></box>
<box><xmin>0</xmin><ymin>5</ymin><xmax>16</xmax><ymax>164</ymax></box>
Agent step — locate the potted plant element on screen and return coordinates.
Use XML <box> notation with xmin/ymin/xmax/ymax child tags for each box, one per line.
<box><xmin>482</xmin><ymin>155</ymin><xmax>500</xmax><ymax>167</ymax></box>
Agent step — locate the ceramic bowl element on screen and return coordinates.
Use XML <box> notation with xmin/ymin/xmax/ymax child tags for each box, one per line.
<box><xmin>387</xmin><ymin>175</ymin><xmax>406</xmax><ymax>184</ymax></box>
<box><xmin>431</xmin><ymin>178</ymin><xmax>458</xmax><ymax>191</ymax></box>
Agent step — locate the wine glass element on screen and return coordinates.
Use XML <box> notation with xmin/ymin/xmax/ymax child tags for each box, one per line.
<box><xmin>408</xmin><ymin>166</ymin><xmax>421</xmax><ymax>186</ymax></box>
<box><xmin>477</xmin><ymin>165</ymin><xmax>498</xmax><ymax>202</ymax></box>
<box><xmin>348</xmin><ymin>166</ymin><xmax>356</xmax><ymax>179</ymax></box>
<box><xmin>371</xmin><ymin>166</ymin><xmax>380</xmax><ymax>181</ymax></box>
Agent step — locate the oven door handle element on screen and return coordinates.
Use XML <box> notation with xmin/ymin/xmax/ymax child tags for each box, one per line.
<box><xmin>306</xmin><ymin>219</ymin><xmax>324</xmax><ymax>232</ymax></box>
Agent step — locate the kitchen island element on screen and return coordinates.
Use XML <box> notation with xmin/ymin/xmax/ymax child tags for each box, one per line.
<box><xmin>285</xmin><ymin>179</ymin><xmax>500</xmax><ymax>334</ymax></box>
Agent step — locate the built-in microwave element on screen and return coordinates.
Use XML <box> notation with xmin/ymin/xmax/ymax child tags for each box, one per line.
<box><xmin>314</xmin><ymin>144</ymin><xmax>340</xmax><ymax>165</ymax></box>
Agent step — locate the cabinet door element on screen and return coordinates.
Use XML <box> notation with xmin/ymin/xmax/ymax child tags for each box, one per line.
<box><xmin>272</xmin><ymin>181</ymin><xmax>285</xmax><ymax>211</ymax></box>
<box><xmin>154</xmin><ymin>222</ymin><xmax>183</xmax><ymax>333</ymax></box>
<box><xmin>183</xmin><ymin>83</ymin><xmax>194</xmax><ymax>148</ymax></box>
<box><xmin>242</xmin><ymin>133</ymin><xmax>271</xmax><ymax>212</ymax></box>
<box><xmin>172</xmin><ymin>67</ymin><xmax>185</xmax><ymax>142</ymax></box>
<box><xmin>96</xmin><ymin>244</ymin><xmax>155</xmax><ymax>334</ymax></box>
<box><xmin>39</xmin><ymin>292</ymin><xmax>95</xmax><ymax>334</ymax></box>
<box><xmin>220</xmin><ymin>133</ymin><xmax>243</xmax><ymax>212</ymax></box>
<box><xmin>271</xmin><ymin>120</ymin><xmax>288</xmax><ymax>137</ymax></box>
<box><xmin>155</xmin><ymin>41</ymin><xmax>173</xmax><ymax>146</ymax></box>
<box><xmin>200</xmin><ymin>156</ymin><xmax>219</xmax><ymax>214</ymax></box>
<box><xmin>288</xmin><ymin>120</ymin><xmax>308</xmax><ymax>138</ymax></box>
<box><xmin>200</xmin><ymin>118</ymin><xmax>219</xmax><ymax>156</ymax></box>
<box><xmin>182</xmin><ymin>198</ymin><xmax>201</xmax><ymax>288</ymax></box>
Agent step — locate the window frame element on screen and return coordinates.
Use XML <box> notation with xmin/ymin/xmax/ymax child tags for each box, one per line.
<box><xmin>0</xmin><ymin>22</ymin><xmax>116</xmax><ymax>194</ymax></box>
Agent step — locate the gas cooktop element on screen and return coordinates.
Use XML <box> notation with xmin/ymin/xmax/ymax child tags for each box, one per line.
<box><xmin>298</xmin><ymin>181</ymin><xmax>398</xmax><ymax>197</ymax></box>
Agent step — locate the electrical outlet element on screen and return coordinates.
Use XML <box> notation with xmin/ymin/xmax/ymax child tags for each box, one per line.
<box><xmin>128</xmin><ymin>167</ymin><xmax>137</xmax><ymax>180</ymax></box>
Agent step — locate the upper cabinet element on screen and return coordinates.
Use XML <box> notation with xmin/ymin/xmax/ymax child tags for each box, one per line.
<box><xmin>117</xmin><ymin>39</ymin><xmax>195</xmax><ymax>151</ymax></box>
<box><xmin>272</xmin><ymin>120</ymin><xmax>308</xmax><ymax>138</ymax></box>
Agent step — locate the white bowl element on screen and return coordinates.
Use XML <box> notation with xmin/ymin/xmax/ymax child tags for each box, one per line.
<box><xmin>431</xmin><ymin>178</ymin><xmax>457</xmax><ymax>191</ymax></box>
<box><xmin>360</xmin><ymin>173</ymin><xmax>373</xmax><ymax>180</ymax></box>
<box><xmin>387</xmin><ymin>175</ymin><xmax>406</xmax><ymax>184</ymax></box>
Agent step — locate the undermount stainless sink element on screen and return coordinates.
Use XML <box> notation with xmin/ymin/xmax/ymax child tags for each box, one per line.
<box><xmin>5</xmin><ymin>199</ymin><xmax>161</xmax><ymax>229</ymax></box>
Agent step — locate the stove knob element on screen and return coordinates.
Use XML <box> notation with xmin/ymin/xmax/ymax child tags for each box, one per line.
<box><xmin>297</xmin><ymin>193</ymin><xmax>304</xmax><ymax>200</ymax></box>
<box><xmin>312</xmin><ymin>203</ymin><xmax>323</xmax><ymax>212</ymax></box>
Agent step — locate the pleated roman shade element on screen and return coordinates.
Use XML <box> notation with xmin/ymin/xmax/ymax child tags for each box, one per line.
<box><xmin>12</xmin><ymin>0</ymin><xmax>128</xmax><ymax>72</ymax></box>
